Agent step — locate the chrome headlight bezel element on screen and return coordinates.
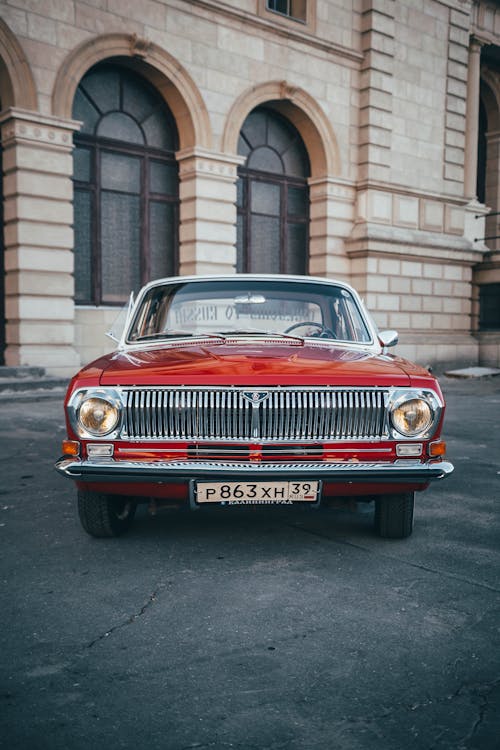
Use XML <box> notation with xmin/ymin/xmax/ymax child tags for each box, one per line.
<box><xmin>68</xmin><ymin>388</ymin><xmax>123</xmax><ymax>439</ymax></box>
<box><xmin>388</xmin><ymin>389</ymin><xmax>443</xmax><ymax>440</ymax></box>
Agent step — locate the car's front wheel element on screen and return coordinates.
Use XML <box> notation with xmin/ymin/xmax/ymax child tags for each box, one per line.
<box><xmin>374</xmin><ymin>492</ymin><xmax>414</xmax><ymax>539</ymax></box>
<box><xmin>77</xmin><ymin>490</ymin><xmax>137</xmax><ymax>538</ymax></box>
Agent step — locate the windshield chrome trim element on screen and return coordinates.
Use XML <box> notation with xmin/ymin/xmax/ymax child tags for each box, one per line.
<box><xmin>119</xmin><ymin>274</ymin><xmax>378</xmax><ymax>352</ymax></box>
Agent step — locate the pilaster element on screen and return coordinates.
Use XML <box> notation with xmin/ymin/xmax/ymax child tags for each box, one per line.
<box><xmin>0</xmin><ymin>108</ymin><xmax>81</xmax><ymax>375</ymax></box>
<box><xmin>443</xmin><ymin>7</ymin><xmax>471</xmax><ymax>196</ymax></box>
<box><xmin>176</xmin><ymin>148</ymin><xmax>245</xmax><ymax>276</ymax></box>
<box><xmin>308</xmin><ymin>177</ymin><xmax>355</xmax><ymax>280</ymax></box>
<box><xmin>358</xmin><ymin>0</ymin><xmax>395</xmax><ymax>183</ymax></box>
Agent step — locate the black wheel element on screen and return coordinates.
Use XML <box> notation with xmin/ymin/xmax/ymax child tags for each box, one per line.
<box><xmin>374</xmin><ymin>492</ymin><xmax>414</xmax><ymax>539</ymax></box>
<box><xmin>77</xmin><ymin>490</ymin><xmax>137</xmax><ymax>538</ymax></box>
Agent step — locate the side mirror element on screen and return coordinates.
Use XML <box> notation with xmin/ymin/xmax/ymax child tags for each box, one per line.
<box><xmin>378</xmin><ymin>330</ymin><xmax>398</xmax><ymax>350</ymax></box>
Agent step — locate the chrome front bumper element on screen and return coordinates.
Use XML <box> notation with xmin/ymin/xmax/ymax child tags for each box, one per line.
<box><xmin>55</xmin><ymin>457</ymin><xmax>454</xmax><ymax>484</ymax></box>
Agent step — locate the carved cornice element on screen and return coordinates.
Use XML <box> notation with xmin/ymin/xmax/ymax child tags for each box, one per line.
<box><xmin>176</xmin><ymin>147</ymin><xmax>245</xmax><ymax>179</ymax></box>
<box><xmin>0</xmin><ymin>108</ymin><xmax>80</xmax><ymax>149</ymax></box>
<box><xmin>308</xmin><ymin>177</ymin><xmax>356</xmax><ymax>202</ymax></box>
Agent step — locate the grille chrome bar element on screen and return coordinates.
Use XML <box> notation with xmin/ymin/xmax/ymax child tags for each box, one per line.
<box><xmin>122</xmin><ymin>387</ymin><xmax>390</xmax><ymax>442</ymax></box>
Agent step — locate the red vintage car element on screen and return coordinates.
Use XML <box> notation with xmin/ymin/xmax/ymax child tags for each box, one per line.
<box><xmin>56</xmin><ymin>275</ymin><xmax>453</xmax><ymax>539</ymax></box>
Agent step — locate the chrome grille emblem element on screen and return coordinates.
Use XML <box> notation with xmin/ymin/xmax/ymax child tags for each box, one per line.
<box><xmin>242</xmin><ymin>391</ymin><xmax>270</xmax><ymax>405</ymax></box>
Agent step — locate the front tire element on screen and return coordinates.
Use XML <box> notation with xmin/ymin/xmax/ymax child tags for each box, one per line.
<box><xmin>374</xmin><ymin>492</ymin><xmax>414</xmax><ymax>539</ymax></box>
<box><xmin>77</xmin><ymin>490</ymin><xmax>137</xmax><ymax>538</ymax></box>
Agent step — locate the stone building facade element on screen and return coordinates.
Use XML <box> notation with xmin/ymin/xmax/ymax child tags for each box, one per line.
<box><xmin>0</xmin><ymin>0</ymin><xmax>499</xmax><ymax>374</ymax></box>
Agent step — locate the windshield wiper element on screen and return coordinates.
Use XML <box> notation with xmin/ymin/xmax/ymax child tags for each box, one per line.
<box><xmin>132</xmin><ymin>330</ymin><xmax>226</xmax><ymax>342</ymax></box>
<box><xmin>133</xmin><ymin>329</ymin><xmax>305</xmax><ymax>344</ymax></box>
<box><xmin>215</xmin><ymin>329</ymin><xmax>305</xmax><ymax>343</ymax></box>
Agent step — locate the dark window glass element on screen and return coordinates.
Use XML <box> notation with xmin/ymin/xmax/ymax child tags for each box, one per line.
<box><xmin>241</xmin><ymin>110</ymin><xmax>267</xmax><ymax>148</ymax></box>
<box><xmin>72</xmin><ymin>89</ymin><xmax>99</xmax><ymax>135</ymax></box>
<box><xmin>149</xmin><ymin>202</ymin><xmax>176</xmax><ymax>279</ymax></box>
<box><xmin>268</xmin><ymin>0</ymin><xmax>289</xmax><ymax>13</ymax></box>
<box><xmin>80</xmin><ymin>67</ymin><xmax>120</xmax><ymax>112</ymax></box>
<box><xmin>142</xmin><ymin>110</ymin><xmax>176</xmax><ymax>150</ymax></box>
<box><xmin>73</xmin><ymin>190</ymin><xmax>93</xmax><ymax>303</ymax></box>
<box><xmin>266</xmin><ymin>0</ymin><xmax>307</xmax><ymax>22</ymax></box>
<box><xmin>101</xmin><ymin>192</ymin><xmax>141</xmax><ymax>303</ymax></box>
<box><xmin>97</xmin><ymin>112</ymin><xmax>145</xmax><ymax>144</ymax></box>
<box><xmin>236</xmin><ymin>214</ymin><xmax>245</xmax><ymax>273</ymax></box>
<box><xmin>123</xmin><ymin>76</ymin><xmax>157</xmax><ymax>122</ymax></box>
<box><xmin>250</xmin><ymin>181</ymin><xmax>280</xmax><ymax>216</ymax></box>
<box><xmin>236</xmin><ymin>178</ymin><xmax>244</xmax><ymax>208</ymax></box>
<box><xmin>150</xmin><ymin>161</ymin><xmax>177</xmax><ymax>195</ymax></box>
<box><xmin>237</xmin><ymin>107</ymin><xmax>310</xmax><ymax>275</ymax></box>
<box><xmin>247</xmin><ymin>146</ymin><xmax>283</xmax><ymax>173</ymax></box>
<box><xmin>287</xmin><ymin>185</ymin><xmax>307</xmax><ymax>217</ymax></box>
<box><xmin>100</xmin><ymin>152</ymin><xmax>141</xmax><ymax>193</ymax></box>
<box><xmin>72</xmin><ymin>63</ymin><xmax>179</xmax><ymax>305</ymax></box>
<box><xmin>286</xmin><ymin>223</ymin><xmax>307</xmax><ymax>275</ymax></box>
<box><xmin>479</xmin><ymin>284</ymin><xmax>500</xmax><ymax>330</ymax></box>
<box><xmin>249</xmin><ymin>215</ymin><xmax>281</xmax><ymax>274</ymax></box>
<box><xmin>73</xmin><ymin>146</ymin><xmax>92</xmax><ymax>182</ymax></box>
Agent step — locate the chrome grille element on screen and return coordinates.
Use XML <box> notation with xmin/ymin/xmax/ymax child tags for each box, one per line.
<box><xmin>121</xmin><ymin>388</ymin><xmax>390</xmax><ymax>441</ymax></box>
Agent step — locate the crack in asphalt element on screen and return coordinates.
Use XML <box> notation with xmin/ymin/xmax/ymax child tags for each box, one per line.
<box><xmin>315</xmin><ymin>677</ymin><xmax>500</xmax><ymax>745</ymax></box>
<box><xmin>86</xmin><ymin>583</ymin><xmax>165</xmax><ymax>649</ymax></box>
<box><xmin>454</xmin><ymin>678</ymin><xmax>500</xmax><ymax>749</ymax></box>
<box><xmin>288</xmin><ymin>523</ymin><xmax>500</xmax><ymax>594</ymax></box>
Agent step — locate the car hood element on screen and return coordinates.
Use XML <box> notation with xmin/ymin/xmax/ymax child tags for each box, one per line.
<box><xmin>94</xmin><ymin>340</ymin><xmax>420</xmax><ymax>387</ymax></box>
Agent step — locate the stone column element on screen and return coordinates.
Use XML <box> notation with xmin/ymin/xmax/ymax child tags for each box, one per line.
<box><xmin>176</xmin><ymin>148</ymin><xmax>245</xmax><ymax>276</ymax></box>
<box><xmin>464</xmin><ymin>37</ymin><xmax>483</xmax><ymax>200</ymax></box>
<box><xmin>0</xmin><ymin>108</ymin><xmax>80</xmax><ymax>375</ymax></box>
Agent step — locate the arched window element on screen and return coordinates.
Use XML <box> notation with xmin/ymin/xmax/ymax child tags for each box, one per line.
<box><xmin>236</xmin><ymin>107</ymin><xmax>310</xmax><ymax>275</ymax></box>
<box><xmin>72</xmin><ymin>64</ymin><xmax>179</xmax><ymax>305</ymax></box>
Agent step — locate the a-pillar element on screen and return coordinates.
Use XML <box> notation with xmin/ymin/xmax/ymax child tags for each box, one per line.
<box><xmin>1</xmin><ymin>108</ymin><xmax>80</xmax><ymax>375</ymax></box>
<box><xmin>176</xmin><ymin>148</ymin><xmax>245</xmax><ymax>276</ymax></box>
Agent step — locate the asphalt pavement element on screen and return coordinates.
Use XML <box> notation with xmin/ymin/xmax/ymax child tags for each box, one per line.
<box><xmin>0</xmin><ymin>375</ymin><xmax>499</xmax><ymax>750</ymax></box>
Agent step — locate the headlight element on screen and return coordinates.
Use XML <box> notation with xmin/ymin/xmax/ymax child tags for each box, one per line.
<box><xmin>390</xmin><ymin>396</ymin><xmax>434</xmax><ymax>437</ymax></box>
<box><xmin>78</xmin><ymin>396</ymin><xmax>120</xmax><ymax>436</ymax></box>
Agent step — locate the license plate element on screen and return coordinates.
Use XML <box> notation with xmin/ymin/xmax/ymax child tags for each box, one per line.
<box><xmin>196</xmin><ymin>481</ymin><xmax>319</xmax><ymax>505</ymax></box>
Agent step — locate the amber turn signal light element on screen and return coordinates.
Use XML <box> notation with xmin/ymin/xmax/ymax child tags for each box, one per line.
<box><xmin>429</xmin><ymin>440</ymin><xmax>446</xmax><ymax>457</ymax></box>
<box><xmin>62</xmin><ymin>440</ymin><xmax>80</xmax><ymax>456</ymax></box>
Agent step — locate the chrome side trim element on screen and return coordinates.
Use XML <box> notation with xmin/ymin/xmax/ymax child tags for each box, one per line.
<box><xmin>55</xmin><ymin>457</ymin><xmax>454</xmax><ymax>483</ymax></box>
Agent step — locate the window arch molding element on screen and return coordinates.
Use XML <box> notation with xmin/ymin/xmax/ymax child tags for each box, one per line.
<box><xmin>221</xmin><ymin>80</ymin><xmax>340</xmax><ymax>179</ymax></box>
<box><xmin>52</xmin><ymin>33</ymin><xmax>211</xmax><ymax>151</ymax></box>
<box><xmin>0</xmin><ymin>17</ymin><xmax>37</xmax><ymax>110</ymax></box>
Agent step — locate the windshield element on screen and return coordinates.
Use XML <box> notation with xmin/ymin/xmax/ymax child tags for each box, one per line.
<box><xmin>127</xmin><ymin>279</ymin><xmax>372</xmax><ymax>344</ymax></box>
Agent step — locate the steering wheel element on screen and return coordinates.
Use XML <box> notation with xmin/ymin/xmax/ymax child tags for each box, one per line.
<box><xmin>284</xmin><ymin>321</ymin><xmax>337</xmax><ymax>339</ymax></box>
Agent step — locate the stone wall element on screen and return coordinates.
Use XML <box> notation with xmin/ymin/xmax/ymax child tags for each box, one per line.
<box><xmin>0</xmin><ymin>0</ymin><xmax>498</xmax><ymax>373</ymax></box>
